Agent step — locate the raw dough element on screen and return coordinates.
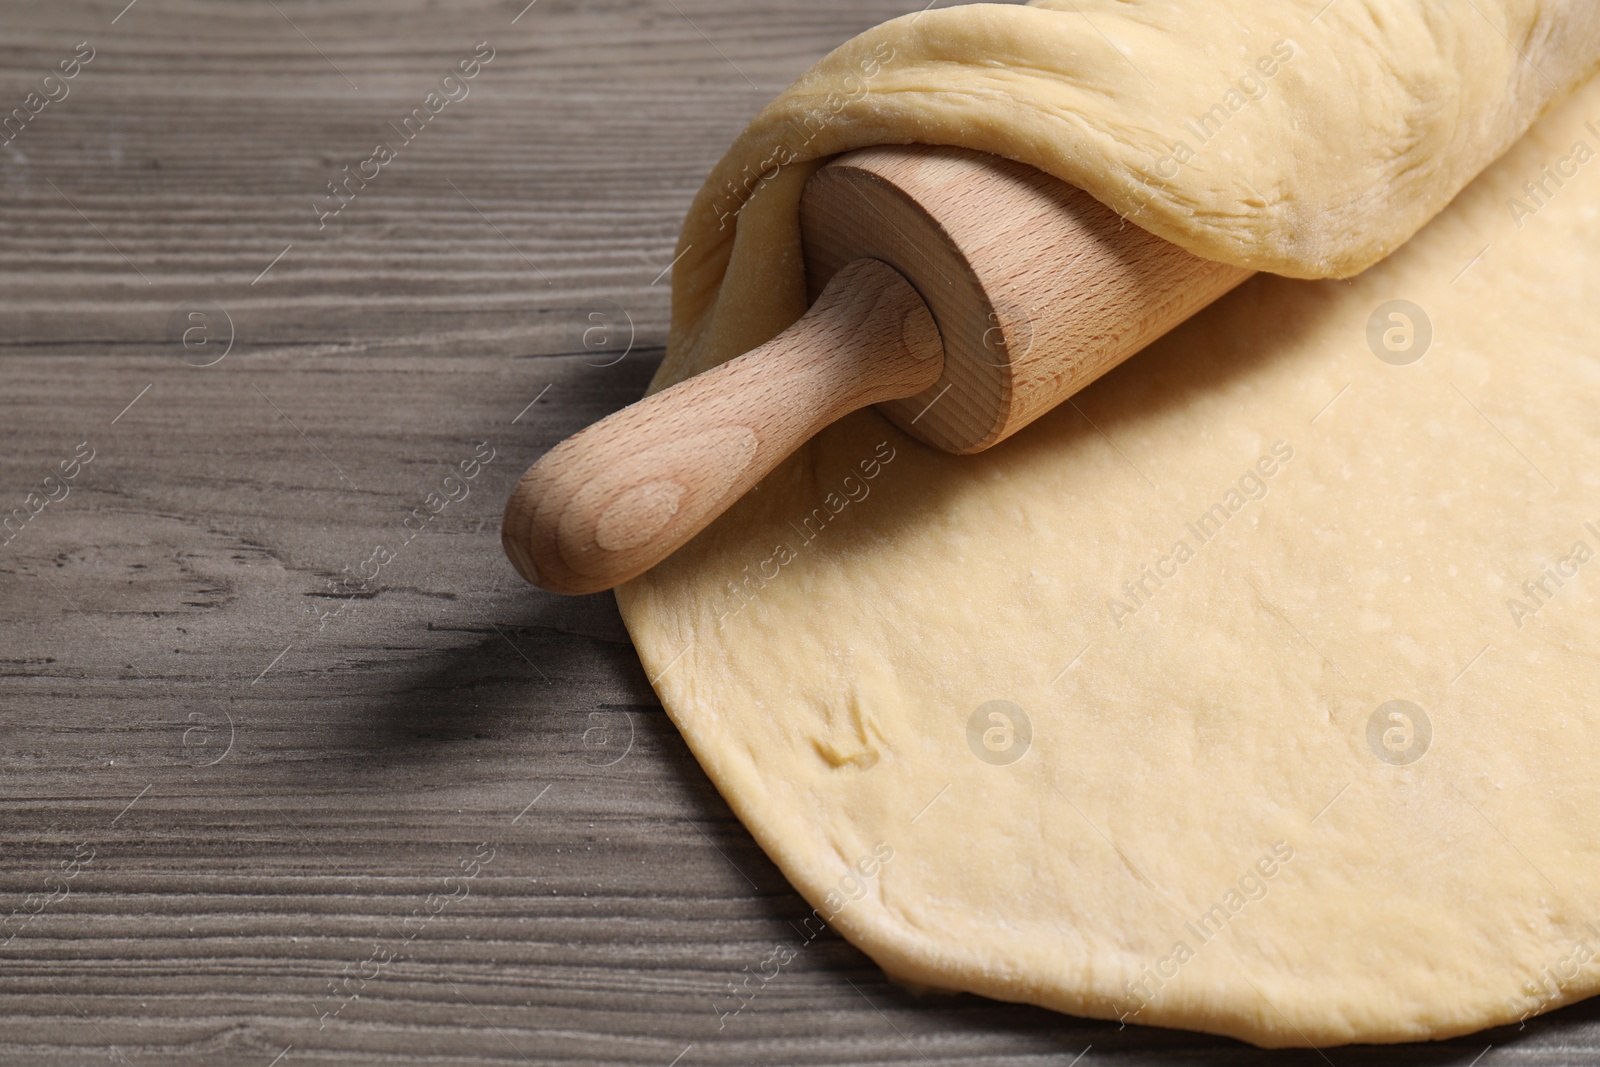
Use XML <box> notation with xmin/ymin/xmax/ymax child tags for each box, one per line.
<box><xmin>618</xmin><ymin>2</ymin><xmax>1600</xmax><ymax>1048</ymax></box>
<box><xmin>659</xmin><ymin>0</ymin><xmax>1600</xmax><ymax>385</ymax></box>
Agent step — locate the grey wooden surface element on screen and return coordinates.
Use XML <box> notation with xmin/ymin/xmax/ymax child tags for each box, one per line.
<box><xmin>1</xmin><ymin>0</ymin><xmax>1597</xmax><ymax>1063</ymax></box>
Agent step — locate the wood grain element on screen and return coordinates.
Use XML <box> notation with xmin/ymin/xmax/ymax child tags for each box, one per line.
<box><xmin>1</xmin><ymin>0</ymin><xmax>1597</xmax><ymax>1063</ymax></box>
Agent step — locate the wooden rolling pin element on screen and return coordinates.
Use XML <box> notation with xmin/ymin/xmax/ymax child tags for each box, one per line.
<box><xmin>503</xmin><ymin>145</ymin><xmax>1253</xmax><ymax>595</ymax></box>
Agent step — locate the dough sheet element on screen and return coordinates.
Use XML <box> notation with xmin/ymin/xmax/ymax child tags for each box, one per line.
<box><xmin>618</xmin><ymin>2</ymin><xmax>1600</xmax><ymax>1046</ymax></box>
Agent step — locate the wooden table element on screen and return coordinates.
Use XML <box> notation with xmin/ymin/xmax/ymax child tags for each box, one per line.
<box><xmin>1</xmin><ymin>0</ymin><xmax>1594</xmax><ymax>1062</ymax></box>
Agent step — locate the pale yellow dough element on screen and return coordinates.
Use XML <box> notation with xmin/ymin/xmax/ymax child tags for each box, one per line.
<box><xmin>618</xmin><ymin>1</ymin><xmax>1600</xmax><ymax>1048</ymax></box>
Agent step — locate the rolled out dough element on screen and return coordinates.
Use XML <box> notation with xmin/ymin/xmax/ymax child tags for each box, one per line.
<box><xmin>618</xmin><ymin>1</ymin><xmax>1600</xmax><ymax>1047</ymax></box>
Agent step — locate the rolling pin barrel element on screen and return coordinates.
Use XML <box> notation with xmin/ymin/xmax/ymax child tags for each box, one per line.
<box><xmin>503</xmin><ymin>144</ymin><xmax>1253</xmax><ymax>595</ymax></box>
<box><xmin>800</xmin><ymin>145</ymin><xmax>1253</xmax><ymax>453</ymax></box>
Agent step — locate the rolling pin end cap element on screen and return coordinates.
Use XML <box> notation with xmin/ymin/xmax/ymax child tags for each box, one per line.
<box><xmin>501</xmin><ymin>525</ymin><xmax>543</xmax><ymax>588</ymax></box>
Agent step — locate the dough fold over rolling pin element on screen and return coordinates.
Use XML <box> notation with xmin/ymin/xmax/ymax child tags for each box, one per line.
<box><xmin>502</xmin><ymin>144</ymin><xmax>1253</xmax><ymax>595</ymax></box>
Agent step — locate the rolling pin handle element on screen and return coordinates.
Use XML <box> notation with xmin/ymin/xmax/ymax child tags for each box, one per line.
<box><xmin>502</xmin><ymin>258</ymin><xmax>944</xmax><ymax>595</ymax></box>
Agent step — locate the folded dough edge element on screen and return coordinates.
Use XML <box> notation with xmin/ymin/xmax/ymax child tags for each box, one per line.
<box><xmin>653</xmin><ymin>0</ymin><xmax>1600</xmax><ymax>393</ymax></box>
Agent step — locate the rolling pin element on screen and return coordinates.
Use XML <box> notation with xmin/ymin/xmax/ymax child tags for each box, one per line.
<box><xmin>502</xmin><ymin>145</ymin><xmax>1253</xmax><ymax>595</ymax></box>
